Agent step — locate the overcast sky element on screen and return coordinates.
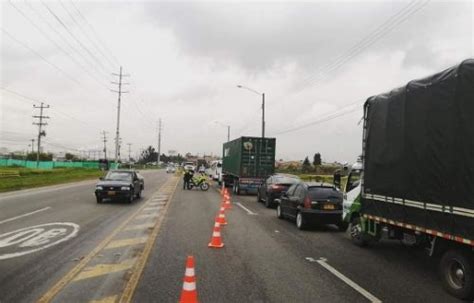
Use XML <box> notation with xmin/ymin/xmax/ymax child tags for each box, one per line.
<box><xmin>1</xmin><ymin>0</ymin><xmax>473</xmax><ymax>163</ymax></box>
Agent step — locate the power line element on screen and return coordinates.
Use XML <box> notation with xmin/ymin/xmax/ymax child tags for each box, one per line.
<box><xmin>58</xmin><ymin>0</ymin><xmax>114</xmax><ymax>73</ymax></box>
<box><xmin>293</xmin><ymin>0</ymin><xmax>430</xmax><ymax>93</ymax></box>
<box><xmin>41</xmin><ymin>1</ymin><xmax>110</xmax><ymax>79</ymax></box>
<box><xmin>1</xmin><ymin>28</ymin><xmax>83</xmax><ymax>86</ymax></box>
<box><xmin>69</xmin><ymin>0</ymin><xmax>121</xmax><ymax>66</ymax></box>
<box><xmin>9</xmin><ymin>1</ymin><xmax>110</xmax><ymax>90</ymax></box>
<box><xmin>271</xmin><ymin>101</ymin><xmax>363</xmax><ymax>136</ymax></box>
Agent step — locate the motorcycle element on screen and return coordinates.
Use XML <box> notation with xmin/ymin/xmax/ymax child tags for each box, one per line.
<box><xmin>188</xmin><ymin>173</ymin><xmax>210</xmax><ymax>191</ymax></box>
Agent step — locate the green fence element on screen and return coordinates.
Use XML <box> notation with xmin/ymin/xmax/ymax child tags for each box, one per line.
<box><xmin>0</xmin><ymin>159</ymin><xmax>119</xmax><ymax>169</ymax></box>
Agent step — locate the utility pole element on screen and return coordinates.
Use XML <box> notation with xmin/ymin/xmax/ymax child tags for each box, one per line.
<box><xmin>127</xmin><ymin>143</ymin><xmax>132</xmax><ymax>162</ymax></box>
<box><xmin>111</xmin><ymin>66</ymin><xmax>129</xmax><ymax>166</ymax></box>
<box><xmin>262</xmin><ymin>93</ymin><xmax>265</xmax><ymax>138</ymax></box>
<box><xmin>157</xmin><ymin>118</ymin><xmax>162</xmax><ymax>167</ymax></box>
<box><xmin>30</xmin><ymin>138</ymin><xmax>35</xmax><ymax>154</ymax></box>
<box><xmin>33</xmin><ymin>102</ymin><xmax>50</xmax><ymax>168</ymax></box>
<box><xmin>101</xmin><ymin>131</ymin><xmax>108</xmax><ymax>160</ymax></box>
<box><xmin>227</xmin><ymin>125</ymin><xmax>230</xmax><ymax>142</ymax></box>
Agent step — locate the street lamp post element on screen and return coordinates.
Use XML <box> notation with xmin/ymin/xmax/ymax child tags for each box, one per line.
<box><xmin>237</xmin><ymin>85</ymin><xmax>265</xmax><ymax>138</ymax></box>
<box><xmin>215</xmin><ymin>121</ymin><xmax>231</xmax><ymax>142</ymax></box>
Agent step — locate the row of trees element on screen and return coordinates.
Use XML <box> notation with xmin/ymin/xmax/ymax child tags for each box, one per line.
<box><xmin>138</xmin><ymin>146</ymin><xmax>186</xmax><ymax>164</ymax></box>
<box><xmin>301</xmin><ymin>153</ymin><xmax>322</xmax><ymax>172</ymax></box>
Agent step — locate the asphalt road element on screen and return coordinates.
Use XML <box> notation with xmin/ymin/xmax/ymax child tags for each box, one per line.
<box><xmin>133</xmin><ymin>181</ymin><xmax>462</xmax><ymax>303</ymax></box>
<box><xmin>0</xmin><ymin>169</ymin><xmax>169</xmax><ymax>303</ymax></box>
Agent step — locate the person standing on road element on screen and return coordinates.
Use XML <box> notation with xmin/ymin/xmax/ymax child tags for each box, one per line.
<box><xmin>183</xmin><ymin>169</ymin><xmax>194</xmax><ymax>190</ymax></box>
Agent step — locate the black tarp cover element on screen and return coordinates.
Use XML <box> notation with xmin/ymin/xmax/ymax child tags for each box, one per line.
<box><xmin>362</xmin><ymin>59</ymin><xmax>474</xmax><ymax>240</ymax></box>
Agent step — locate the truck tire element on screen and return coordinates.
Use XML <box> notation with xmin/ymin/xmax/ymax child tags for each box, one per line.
<box><xmin>349</xmin><ymin>217</ymin><xmax>369</xmax><ymax>247</ymax></box>
<box><xmin>440</xmin><ymin>249</ymin><xmax>474</xmax><ymax>300</ymax></box>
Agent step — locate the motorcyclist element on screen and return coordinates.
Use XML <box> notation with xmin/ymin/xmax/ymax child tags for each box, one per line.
<box><xmin>183</xmin><ymin>169</ymin><xmax>194</xmax><ymax>190</ymax></box>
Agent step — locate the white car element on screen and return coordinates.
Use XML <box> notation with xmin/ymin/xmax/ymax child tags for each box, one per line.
<box><xmin>166</xmin><ymin>165</ymin><xmax>176</xmax><ymax>173</ymax></box>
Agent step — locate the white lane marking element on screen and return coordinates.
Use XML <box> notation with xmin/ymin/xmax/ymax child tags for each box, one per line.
<box><xmin>0</xmin><ymin>222</ymin><xmax>80</xmax><ymax>260</ymax></box>
<box><xmin>315</xmin><ymin>258</ymin><xmax>381</xmax><ymax>303</ymax></box>
<box><xmin>143</xmin><ymin>206</ymin><xmax>161</xmax><ymax>211</ymax></box>
<box><xmin>235</xmin><ymin>202</ymin><xmax>258</xmax><ymax>215</ymax></box>
<box><xmin>0</xmin><ymin>207</ymin><xmax>51</xmax><ymax>225</ymax></box>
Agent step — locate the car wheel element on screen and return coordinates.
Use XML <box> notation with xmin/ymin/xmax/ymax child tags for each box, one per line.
<box><xmin>128</xmin><ymin>192</ymin><xmax>134</xmax><ymax>203</ymax></box>
<box><xmin>264</xmin><ymin>196</ymin><xmax>274</xmax><ymax>208</ymax></box>
<box><xmin>96</xmin><ymin>197</ymin><xmax>102</xmax><ymax>204</ymax></box>
<box><xmin>349</xmin><ymin>217</ymin><xmax>369</xmax><ymax>247</ymax></box>
<box><xmin>276</xmin><ymin>205</ymin><xmax>284</xmax><ymax>219</ymax></box>
<box><xmin>257</xmin><ymin>191</ymin><xmax>262</xmax><ymax>202</ymax></box>
<box><xmin>136</xmin><ymin>189</ymin><xmax>142</xmax><ymax>199</ymax></box>
<box><xmin>296</xmin><ymin>212</ymin><xmax>307</xmax><ymax>230</ymax></box>
<box><xmin>440</xmin><ymin>249</ymin><xmax>474</xmax><ymax>300</ymax></box>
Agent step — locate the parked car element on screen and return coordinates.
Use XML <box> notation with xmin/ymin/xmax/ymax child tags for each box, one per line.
<box><xmin>257</xmin><ymin>174</ymin><xmax>300</xmax><ymax>208</ymax></box>
<box><xmin>95</xmin><ymin>170</ymin><xmax>144</xmax><ymax>204</ymax></box>
<box><xmin>276</xmin><ymin>182</ymin><xmax>345</xmax><ymax>230</ymax></box>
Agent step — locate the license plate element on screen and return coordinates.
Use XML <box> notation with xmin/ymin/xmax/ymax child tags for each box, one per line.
<box><xmin>108</xmin><ymin>191</ymin><xmax>116</xmax><ymax>196</ymax></box>
<box><xmin>323</xmin><ymin>204</ymin><xmax>335</xmax><ymax>210</ymax></box>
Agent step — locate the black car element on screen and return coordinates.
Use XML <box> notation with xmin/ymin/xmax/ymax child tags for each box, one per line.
<box><xmin>276</xmin><ymin>182</ymin><xmax>345</xmax><ymax>230</ymax></box>
<box><xmin>95</xmin><ymin>170</ymin><xmax>144</xmax><ymax>203</ymax></box>
<box><xmin>257</xmin><ymin>174</ymin><xmax>300</xmax><ymax>208</ymax></box>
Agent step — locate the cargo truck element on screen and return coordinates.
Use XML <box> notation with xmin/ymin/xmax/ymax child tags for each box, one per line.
<box><xmin>346</xmin><ymin>59</ymin><xmax>474</xmax><ymax>300</ymax></box>
<box><xmin>222</xmin><ymin>136</ymin><xmax>276</xmax><ymax>195</ymax></box>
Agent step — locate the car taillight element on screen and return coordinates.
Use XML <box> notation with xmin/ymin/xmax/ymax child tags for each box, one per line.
<box><xmin>304</xmin><ymin>195</ymin><xmax>312</xmax><ymax>209</ymax></box>
<box><xmin>271</xmin><ymin>184</ymin><xmax>284</xmax><ymax>190</ymax></box>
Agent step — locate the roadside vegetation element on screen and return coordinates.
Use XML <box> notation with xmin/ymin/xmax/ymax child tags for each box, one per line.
<box><xmin>0</xmin><ymin>167</ymin><xmax>104</xmax><ymax>192</ymax></box>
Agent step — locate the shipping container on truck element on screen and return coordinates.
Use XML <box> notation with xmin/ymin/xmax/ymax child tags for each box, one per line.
<box><xmin>346</xmin><ymin>59</ymin><xmax>474</xmax><ymax>300</ymax></box>
<box><xmin>222</xmin><ymin>136</ymin><xmax>276</xmax><ymax>195</ymax></box>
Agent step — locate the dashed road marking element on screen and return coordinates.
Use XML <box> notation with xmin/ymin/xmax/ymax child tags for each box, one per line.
<box><xmin>143</xmin><ymin>206</ymin><xmax>161</xmax><ymax>211</ymax></box>
<box><xmin>0</xmin><ymin>206</ymin><xmax>51</xmax><ymax>225</ymax></box>
<box><xmin>38</xmin><ymin>176</ymin><xmax>179</xmax><ymax>303</ymax></box>
<box><xmin>105</xmin><ymin>237</ymin><xmax>148</xmax><ymax>249</ymax></box>
<box><xmin>73</xmin><ymin>258</ymin><xmax>136</xmax><ymax>281</ymax></box>
<box><xmin>235</xmin><ymin>202</ymin><xmax>258</xmax><ymax>215</ymax></box>
<box><xmin>314</xmin><ymin>257</ymin><xmax>381</xmax><ymax>303</ymax></box>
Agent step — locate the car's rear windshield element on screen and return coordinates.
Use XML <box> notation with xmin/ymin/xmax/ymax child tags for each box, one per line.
<box><xmin>105</xmin><ymin>172</ymin><xmax>132</xmax><ymax>181</ymax></box>
<box><xmin>273</xmin><ymin>176</ymin><xmax>299</xmax><ymax>184</ymax></box>
<box><xmin>308</xmin><ymin>187</ymin><xmax>341</xmax><ymax>200</ymax></box>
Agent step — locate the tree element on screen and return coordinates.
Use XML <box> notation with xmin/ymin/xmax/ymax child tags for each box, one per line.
<box><xmin>138</xmin><ymin>146</ymin><xmax>157</xmax><ymax>164</ymax></box>
<box><xmin>65</xmin><ymin>153</ymin><xmax>78</xmax><ymax>161</ymax></box>
<box><xmin>302</xmin><ymin>156</ymin><xmax>311</xmax><ymax>173</ymax></box>
<box><xmin>313</xmin><ymin>153</ymin><xmax>322</xmax><ymax>166</ymax></box>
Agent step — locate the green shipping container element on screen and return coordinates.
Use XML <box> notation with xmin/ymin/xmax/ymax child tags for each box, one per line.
<box><xmin>222</xmin><ymin>136</ymin><xmax>276</xmax><ymax>178</ymax></box>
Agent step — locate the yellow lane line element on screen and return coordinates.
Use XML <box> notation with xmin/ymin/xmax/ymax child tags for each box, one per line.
<box><xmin>105</xmin><ymin>237</ymin><xmax>148</xmax><ymax>249</ymax></box>
<box><xmin>119</xmin><ymin>177</ymin><xmax>180</xmax><ymax>303</ymax></box>
<box><xmin>90</xmin><ymin>295</ymin><xmax>118</xmax><ymax>303</ymax></box>
<box><xmin>37</xmin><ymin>178</ymin><xmax>173</xmax><ymax>303</ymax></box>
<box><xmin>73</xmin><ymin>259</ymin><xmax>136</xmax><ymax>282</ymax></box>
<box><xmin>123</xmin><ymin>224</ymin><xmax>154</xmax><ymax>231</ymax></box>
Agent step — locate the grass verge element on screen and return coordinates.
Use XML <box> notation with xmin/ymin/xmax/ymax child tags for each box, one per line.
<box><xmin>0</xmin><ymin>167</ymin><xmax>104</xmax><ymax>193</ymax></box>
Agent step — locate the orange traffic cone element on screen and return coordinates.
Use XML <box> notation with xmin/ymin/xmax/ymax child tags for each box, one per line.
<box><xmin>179</xmin><ymin>256</ymin><xmax>198</xmax><ymax>303</ymax></box>
<box><xmin>223</xmin><ymin>196</ymin><xmax>232</xmax><ymax>210</ymax></box>
<box><xmin>208</xmin><ymin>222</ymin><xmax>224</xmax><ymax>248</ymax></box>
<box><xmin>216</xmin><ymin>207</ymin><xmax>228</xmax><ymax>225</ymax></box>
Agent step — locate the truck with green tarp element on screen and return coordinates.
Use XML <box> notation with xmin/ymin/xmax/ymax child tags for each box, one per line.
<box><xmin>222</xmin><ymin>136</ymin><xmax>276</xmax><ymax>195</ymax></box>
<box><xmin>346</xmin><ymin>59</ymin><xmax>474</xmax><ymax>300</ymax></box>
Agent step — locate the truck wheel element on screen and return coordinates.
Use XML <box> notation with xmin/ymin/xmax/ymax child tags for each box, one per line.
<box><xmin>349</xmin><ymin>217</ymin><xmax>369</xmax><ymax>247</ymax></box>
<box><xmin>440</xmin><ymin>249</ymin><xmax>474</xmax><ymax>300</ymax></box>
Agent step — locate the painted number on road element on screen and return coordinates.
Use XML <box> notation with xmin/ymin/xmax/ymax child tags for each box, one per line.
<box><xmin>0</xmin><ymin>223</ymin><xmax>79</xmax><ymax>260</ymax></box>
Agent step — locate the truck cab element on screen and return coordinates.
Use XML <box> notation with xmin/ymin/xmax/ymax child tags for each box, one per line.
<box><xmin>342</xmin><ymin>161</ymin><xmax>362</xmax><ymax>224</ymax></box>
